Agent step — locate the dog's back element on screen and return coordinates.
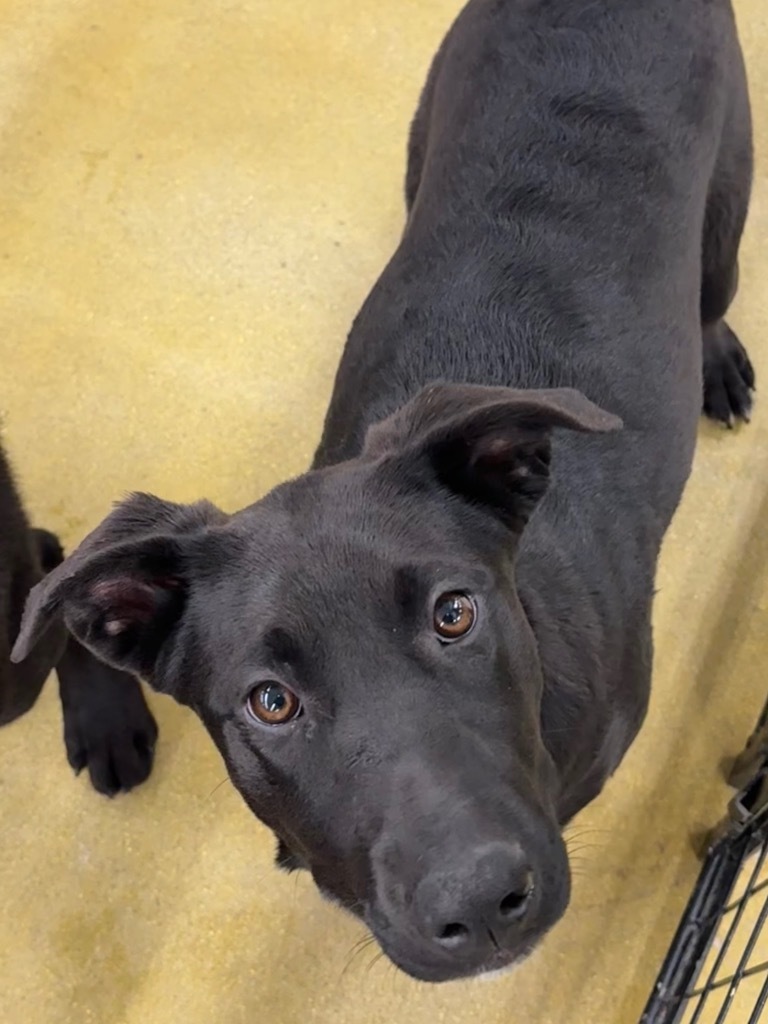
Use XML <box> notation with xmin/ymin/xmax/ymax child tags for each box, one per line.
<box><xmin>313</xmin><ymin>0</ymin><xmax>753</xmax><ymax>813</ymax></box>
<box><xmin>317</xmin><ymin>0</ymin><xmax>747</xmax><ymax>519</ymax></box>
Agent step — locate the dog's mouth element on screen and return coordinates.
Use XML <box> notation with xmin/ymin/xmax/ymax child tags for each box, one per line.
<box><xmin>280</xmin><ymin>859</ymin><xmax>548</xmax><ymax>982</ymax></box>
<box><xmin>276</xmin><ymin>834</ymin><xmax>561</xmax><ymax>982</ymax></box>
<box><xmin>367</xmin><ymin>926</ymin><xmax>536</xmax><ymax>983</ymax></box>
<box><xmin>357</xmin><ymin>898</ymin><xmax>545</xmax><ymax>983</ymax></box>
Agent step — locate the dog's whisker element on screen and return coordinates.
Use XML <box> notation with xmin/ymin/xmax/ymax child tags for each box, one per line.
<box><xmin>563</xmin><ymin>825</ymin><xmax>611</xmax><ymax>839</ymax></box>
<box><xmin>365</xmin><ymin>948</ymin><xmax>388</xmax><ymax>975</ymax></box>
<box><xmin>564</xmin><ymin>824</ymin><xmax>612</xmax><ymax>834</ymax></box>
<box><xmin>208</xmin><ymin>776</ymin><xmax>232</xmax><ymax>799</ymax></box>
<box><xmin>339</xmin><ymin>933</ymin><xmax>378</xmax><ymax>981</ymax></box>
<box><xmin>291</xmin><ymin>870</ymin><xmax>303</xmax><ymax>908</ymax></box>
<box><xmin>565</xmin><ymin>842</ymin><xmax>602</xmax><ymax>855</ymax></box>
<box><xmin>350</xmin><ymin>933</ymin><xmax>376</xmax><ymax>956</ymax></box>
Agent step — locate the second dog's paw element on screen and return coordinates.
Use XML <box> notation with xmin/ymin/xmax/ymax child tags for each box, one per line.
<box><xmin>703</xmin><ymin>321</ymin><xmax>755</xmax><ymax>426</ymax></box>
<box><xmin>58</xmin><ymin>640</ymin><xmax>158</xmax><ymax>797</ymax></box>
<box><xmin>63</xmin><ymin>687</ymin><xmax>158</xmax><ymax>797</ymax></box>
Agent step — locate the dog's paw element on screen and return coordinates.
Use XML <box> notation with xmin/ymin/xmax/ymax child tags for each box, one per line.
<box><xmin>62</xmin><ymin>673</ymin><xmax>158</xmax><ymax>797</ymax></box>
<box><xmin>703</xmin><ymin>321</ymin><xmax>755</xmax><ymax>426</ymax></box>
<box><xmin>58</xmin><ymin>640</ymin><xmax>158</xmax><ymax>797</ymax></box>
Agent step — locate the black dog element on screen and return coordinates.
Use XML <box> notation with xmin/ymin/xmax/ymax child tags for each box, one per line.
<box><xmin>0</xmin><ymin>442</ymin><xmax>157</xmax><ymax>794</ymax></box>
<box><xmin>13</xmin><ymin>0</ymin><xmax>754</xmax><ymax>982</ymax></box>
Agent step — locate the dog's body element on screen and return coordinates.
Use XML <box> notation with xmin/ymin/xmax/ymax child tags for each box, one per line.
<box><xmin>312</xmin><ymin>0</ymin><xmax>754</xmax><ymax>821</ymax></box>
<box><xmin>13</xmin><ymin>0</ymin><xmax>754</xmax><ymax>983</ymax></box>
<box><xmin>0</xmin><ymin>441</ymin><xmax>157</xmax><ymax>794</ymax></box>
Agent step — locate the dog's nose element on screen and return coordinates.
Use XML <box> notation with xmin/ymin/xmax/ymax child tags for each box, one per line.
<box><xmin>415</xmin><ymin>842</ymin><xmax>535</xmax><ymax>956</ymax></box>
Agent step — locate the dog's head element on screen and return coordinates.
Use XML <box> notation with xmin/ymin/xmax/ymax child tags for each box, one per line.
<box><xmin>12</xmin><ymin>384</ymin><xmax>620</xmax><ymax>981</ymax></box>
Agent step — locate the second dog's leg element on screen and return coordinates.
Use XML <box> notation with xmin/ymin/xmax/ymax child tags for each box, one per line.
<box><xmin>34</xmin><ymin>528</ymin><xmax>159</xmax><ymax>796</ymax></box>
<box><xmin>56</xmin><ymin>639</ymin><xmax>158</xmax><ymax>797</ymax></box>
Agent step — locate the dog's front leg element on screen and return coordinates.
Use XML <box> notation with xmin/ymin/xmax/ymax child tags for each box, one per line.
<box><xmin>33</xmin><ymin>527</ymin><xmax>159</xmax><ymax>796</ymax></box>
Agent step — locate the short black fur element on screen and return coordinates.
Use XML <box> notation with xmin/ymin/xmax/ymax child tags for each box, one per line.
<box><xmin>12</xmin><ymin>0</ymin><xmax>755</xmax><ymax>982</ymax></box>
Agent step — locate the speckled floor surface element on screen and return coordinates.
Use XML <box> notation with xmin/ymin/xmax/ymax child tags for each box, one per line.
<box><xmin>0</xmin><ymin>2</ymin><xmax>766</xmax><ymax>1022</ymax></box>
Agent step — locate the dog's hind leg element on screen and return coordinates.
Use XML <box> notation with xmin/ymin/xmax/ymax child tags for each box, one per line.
<box><xmin>700</xmin><ymin>53</ymin><xmax>755</xmax><ymax>426</ymax></box>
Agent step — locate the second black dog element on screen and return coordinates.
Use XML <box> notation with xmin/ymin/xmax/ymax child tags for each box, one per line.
<box><xmin>0</xmin><ymin>442</ymin><xmax>157</xmax><ymax>795</ymax></box>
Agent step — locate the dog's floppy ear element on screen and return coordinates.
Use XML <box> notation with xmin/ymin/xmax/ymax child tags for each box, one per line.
<box><xmin>364</xmin><ymin>383</ymin><xmax>622</xmax><ymax>530</ymax></box>
<box><xmin>11</xmin><ymin>493</ymin><xmax>227</xmax><ymax>688</ymax></box>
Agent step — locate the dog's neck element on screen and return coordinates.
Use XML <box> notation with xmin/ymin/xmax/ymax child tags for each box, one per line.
<box><xmin>516</xmin><ymin>484</ymin><xmax>652</xmax><ymax>822</ymax></box>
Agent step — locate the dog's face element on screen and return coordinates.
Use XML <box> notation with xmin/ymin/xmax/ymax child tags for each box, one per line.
<box><xmin>13</xmin><ymin>384</ymin><xmax>620</xmax><ymax>982</ymax></box>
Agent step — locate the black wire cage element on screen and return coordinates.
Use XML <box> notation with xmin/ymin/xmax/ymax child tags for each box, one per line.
<box><xmin>640</xmin><ymin>698</ymin><xmax>768</xmax><ymax>1024</ymax></box>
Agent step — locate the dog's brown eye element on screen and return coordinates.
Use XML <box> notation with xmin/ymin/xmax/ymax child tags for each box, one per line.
<box><xmin>247</xmin><ymin>682</ymin><xmax>301</xmax><ymax>725</ymax></box>
<box><xmin>433</xmin><ymin>592</ymin><xmax>476</xmax><ymax>641</ymax></box>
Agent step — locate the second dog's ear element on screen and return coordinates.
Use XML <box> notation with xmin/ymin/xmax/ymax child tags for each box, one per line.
<box><xmin>11</xmin><ymin>493</ymin><xmax>227</xmax><ymax>691</ymax></box>
<box><xmin>364</xmin><ymin>383</ymin><xmax>622</xmax><ymax>531</ymax></box>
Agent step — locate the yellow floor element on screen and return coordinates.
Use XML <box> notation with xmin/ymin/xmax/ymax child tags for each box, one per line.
<box><xmin>0</xmin><ymin>2</ymin><xmax>766</xmax><ymax>1022</ymax></box>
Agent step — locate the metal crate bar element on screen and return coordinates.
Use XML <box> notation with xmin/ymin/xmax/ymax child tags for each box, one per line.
<box><xmin>640</xmin><ymin>701</ymin><xmax>768</xmax><ymax>1024</ymax></box>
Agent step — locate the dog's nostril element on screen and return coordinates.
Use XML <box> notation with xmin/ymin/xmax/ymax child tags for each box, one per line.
<box><xmin>436</xmin><ymin>921</ymin><xmax>470</xmax><ymax>948</ymax></box>
<box><xmin>498</xmin><ymin>874</ymin><xmax>534</xmax><ymax>920</ymax></box>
